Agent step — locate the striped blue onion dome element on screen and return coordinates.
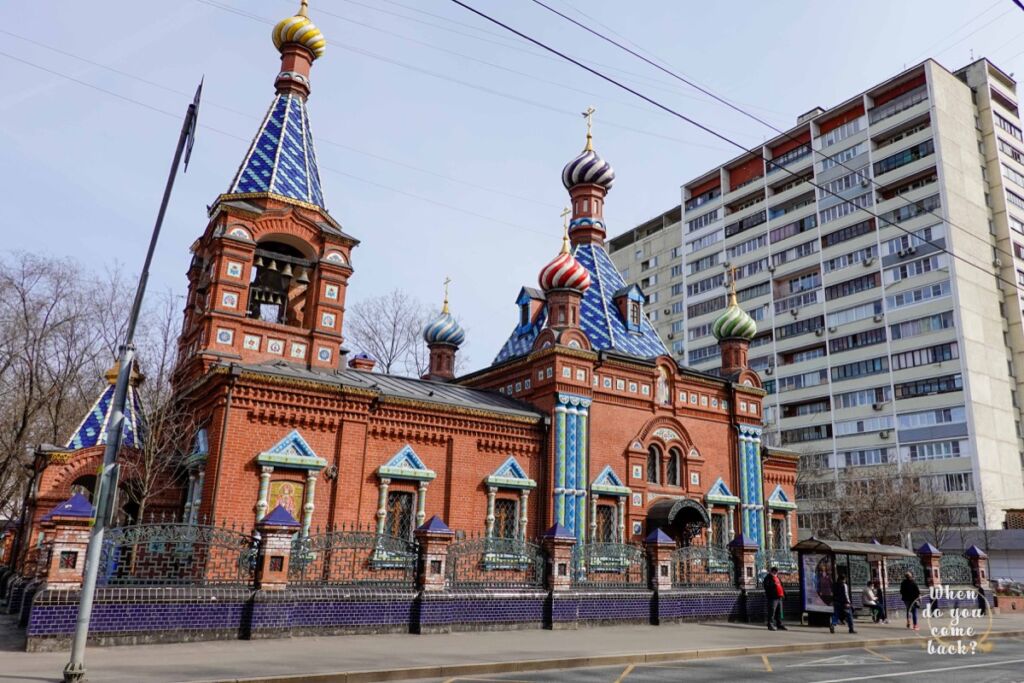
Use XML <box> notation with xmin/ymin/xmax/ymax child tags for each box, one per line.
<box><xmin>712</xmin><ymin>293</ymin><xmax>757</xmax><ymax>341</ymax></box>
<box><xmin>423</xmin><ymin>311</ymin><xmax>465</xmax><ymax>347</ymax></box>
<box><xmin>561</xmin><ymin>148</ymin><xmax>615</xmax><ymax>191</ymax></box>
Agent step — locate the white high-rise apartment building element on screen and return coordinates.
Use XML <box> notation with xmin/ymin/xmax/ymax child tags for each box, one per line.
<box><xmin>609</xmin><ymin>59</ymin><xmax>1024</xmax><ymax>531</ymax></box>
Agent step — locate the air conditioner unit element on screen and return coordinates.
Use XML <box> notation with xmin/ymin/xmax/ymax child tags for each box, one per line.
<box><xmin>994</xmin><ymin>258</ymin><xmax>1003</xmax><ymax>267</ymax></box>
<box><xmin>667</xmin><ymin>333</ymin><xmax>674</xmax><ymax>340</ymax></box>
<box><xmin>897</xmin><ymin>248</ymin><xmax>907</xmax><ymax>257</ymax></box>
<box><xmin>814</xmin><ymin>328</ymin><xmax>825</xmax><ymax>336</ymax></box>
<box><xmin>791</xmin><ymin>308</ymin><xmax>800</xmax><ymax>317</ymax></box>
<box><xmin>907</xmin><ymin>246</ymin><xmax>917</xmax><ymax>255</ymax></box>
<box><xmin>664</xmin><ymin>308</ymin><xmax>672</xmax><ymax>315</ymax></box>
<box><xmin>864</xmin><ymin>257</ymin><xmax>875</xmax><ymax>267</ymax></box>
<box><xmin>879</xmin><ymin>430</ymin><xmax>891</xmax><ymax>439</ymax></box>
<box><xmin>768</xmin><ymin>264</ymin><xmax>776</xmax><ymax>273</ymax></box>
<box><xmin>860</xmin><ymin>179</ymin><xmax>870</xmax><ymax>188</ymax></box>
<box><xmin>872</xmin><ymin>402</ymin><xmax>886</xmax><ymax>411</ymax></box>
<box><xmin>828</xmin><ymin>325</ymin><xmax>838</xmax><ymax>333</ymax></box>
<box><xmin>765</xmin><ymin>367</ymin><xmax>774</xmax><ymax>375</ymax></box>
<box><xmin>873</xmin><ymin>314</ymin><xmax>884</xmax><ymax>323</ymax></box>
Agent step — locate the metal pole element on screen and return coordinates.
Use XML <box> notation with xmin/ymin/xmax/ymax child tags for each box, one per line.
<box><xmin>63</xmin><ymin>81</ymin><xmax>201</xmax><ymax>683</ymax></box>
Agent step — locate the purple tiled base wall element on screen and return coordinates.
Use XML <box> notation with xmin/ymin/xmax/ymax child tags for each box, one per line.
<box><xmin>657</xmin><ymin>590</ymin><xmax>744</xmax><ymax>623</ymax></box>
<box><xmin>287</xmin><ymin>587</ymin><xmax>418</xmax><ymax>637</ymax></box>
<box><xmin>574</xmin><ymin>591</ymin><xmax>653</xmax><ymax>625</ymax></box>
<box><xmin>417</xmin><ymin>591</ymin><xmax>547</xmax><ymax>633</ymax></box>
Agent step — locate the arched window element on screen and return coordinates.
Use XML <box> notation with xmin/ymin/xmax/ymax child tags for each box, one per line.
<box><xmin>646</xmin><ymin>445</ymin><xmax>661</xmax><ymax>484</ymax></box>
<box><xmin>69</xmin><ymin>475</ymin><xmax>96</xmax><ymax>502</ymax></box>
<box><xmin>667</xmin><ymin>447</ymin><xmax>682</xmax><ymax>487</ymax></box>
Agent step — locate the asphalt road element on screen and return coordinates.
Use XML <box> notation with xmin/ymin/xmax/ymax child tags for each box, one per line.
<box><xmin>426</xmin><ymin>638</ymin><xmax>1024</xmax><ymax>683</ymax></box>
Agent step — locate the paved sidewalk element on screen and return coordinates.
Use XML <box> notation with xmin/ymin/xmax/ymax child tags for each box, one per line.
<box><xmin>2</xmin><ymin>614</ymin><xmax>1023</xmax><ymax>683</ymax></box>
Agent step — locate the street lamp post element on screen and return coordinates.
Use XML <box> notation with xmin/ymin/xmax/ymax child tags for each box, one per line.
<box><xmin>63</xmin><ymin>81</ymin><xmax>202</xmax><ymax>683</ymax></box>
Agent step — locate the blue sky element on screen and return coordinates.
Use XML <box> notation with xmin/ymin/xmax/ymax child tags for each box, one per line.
<box><xmin>2</xmin><ymin>1</ymin><xmax>1023</xmax><ymax>372</ymax></box>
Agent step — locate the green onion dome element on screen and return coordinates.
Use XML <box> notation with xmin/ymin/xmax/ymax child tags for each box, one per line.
<box><xmin>712</xmin><ymin>290</ymin><xmax>757</xmax><ymax>341</ymax></box>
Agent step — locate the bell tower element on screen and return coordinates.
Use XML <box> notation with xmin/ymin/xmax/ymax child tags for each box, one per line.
<box><xmin>174</xmin><ymin>1</ymin><xmax>356</xmax><ymax>385</ymax></box>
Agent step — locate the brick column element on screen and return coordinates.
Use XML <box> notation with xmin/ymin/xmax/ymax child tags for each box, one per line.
<box><xmin>541</xmin><ymin>523</ymin><xmax>576</xmax><ymax>592</ymax></box>
<box><xmin>728</xmin><ymin>533</ymin><xmax>759</xmax><ymax>590</ymax></box>
<box><xmin>414</xmin><ymin>515</ymin><xmax>454</xmax><ymax>592</ymax></box>
<box><xmin>37</xmin><ymin>493</ymin><xmax>94</xmax><ymax>589</ymax></box>
<box><xmin>255</xmin><ymin>505</ymin><xmax>300</xmax><ymax>591</ymax></box>
<box><xmin>916</xmin><ymin>542</ymin><xmax>943</xmax><ymax>589</ymax></box>
<box><xmin>965</xmin><ymin>545</ymin><xmax>990</xmax><ymax>591</ymax></box>
<box><xmin>645</xmin><ymin>529</ymin><xmax>675</xmax><ymax>591</ymax></box>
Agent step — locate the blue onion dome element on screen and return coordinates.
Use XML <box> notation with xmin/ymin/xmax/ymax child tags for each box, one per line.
<box><xmin>423</xmin><ymin>295</ymin><xmax>465</xmax><ymax>347</ymax></box>
<box><xmin>712</xmin><ymin>286</ymin><xmax>757</xmax><ymax>342</ymax></box>
<box><xmin>561</xmin><ymin>130</ymin><xmax>615</xmax><ymax>191</ymax></box>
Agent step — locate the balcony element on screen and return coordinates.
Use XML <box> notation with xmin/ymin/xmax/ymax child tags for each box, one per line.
<box><xmin>774</xmin><ymin>288</ymin><xmax>823</xmax><ymax>314</ymax></box>
<box><xmin>766</xmin><ymin>145</ymin><xmax>812</xmax><ymax>175</ymax></box>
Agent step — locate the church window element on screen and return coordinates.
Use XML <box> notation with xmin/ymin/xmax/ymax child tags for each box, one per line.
<box><xmin>595</xmin><ymin>504</ymin><xmax>616</xmax><ymax>542</ymax></box>
<box><xmin>771</xmin><ymin>517</ymin><xmax>786</xmax><ymax>549</ymax></box>
<box><xmin>520</xmin><ymin>304</ymin><xmax>530</xmax><ymax>328</ymax></box>
<box><xmin>711</xmin><ymin>513</ymin><xmax>728</xmax><ymax>549</ymax></box>
<box><xmin>525</xmin><ymin>379</ymin><xmax>531</xmax><ymax>390</ymax></box>
<box><xmin>629</xmin><ymin>302</ymin><xmax>641</xmax><ymax>327</ymax></box>
<box><xmin>514</xmin><ymin>382</ymin><xmax>522</xmax><ymax>393</ymax></box>
<box><xmin>583</xmin><ymin>198</ymin><xmax>590</xmax><ymax>212</ymax></box>
<box><xmin>667</xmin><ymin>448</ymin><xmax>682</xmax><ymax>487</ymax></box>
<box><xmin>494</xmin><ymin>499</ymin><xmax>518</xmax><ymax>539</ymax></box>
<box><xmin>647</xmin><ymin>445</ymin><xmax>661</xmax><ymax>484</ymax></box>
<box><xmin>385</xmin><ymin>491</ymin><xmax>415</xmax><ymax>540</ymax></box>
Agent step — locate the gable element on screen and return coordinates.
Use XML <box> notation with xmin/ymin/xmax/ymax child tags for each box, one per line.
<box><xmin>592</xmin><ymin>465</ymin><xmax>630</xmax><ymax>496</ymax></box>
<box><xmin>256</xmin><ymin>429</ymin><xmax>327</xmax><ymax>470</ymax></box>
<box><xmin>767</xmin><ymin>484</ymin><xmax>796</xmax><ymax>509</ymax></box>
<box><xmin>705</xmin><ymin>476</ymin><xmax>740</xmax><ymax>504</ymax></box>
<box><xmin>485</xmin><ymin>455</ymin><xmax>536</xmax><ymax>489</ymax></box>
<box><xmin>378</xmin><ymin>444</ymin><xmax>437</xmax><ymax>481</ymax></box>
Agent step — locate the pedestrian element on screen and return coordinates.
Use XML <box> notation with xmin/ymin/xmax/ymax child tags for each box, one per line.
<box><xmin>862</xmin><ymin>582</ymin><xmax>882</xmax><ymax>623</ymax></box>
<box><xmin>973</xmin><ymin>573</ymin><xmax>988</xmax><ymax>616</ymax></box>
<box><xmin>900</xmin><ymin>571</ymin><xmax>921</xmax><ymax>631</ymax></box>
<box><xmin>873</xmin><ymin>579</ymin><xmax>888</xmax><ymax>623</ymax></box>
<box><xmin>830</xmin><ymin>573</ymin><xmax>856</xmax><ymax>634</ymax></box>
<box><xmin>763</xmin><ymin>565</ymin><xmax>787</xmax><ymax>631</ymax></box>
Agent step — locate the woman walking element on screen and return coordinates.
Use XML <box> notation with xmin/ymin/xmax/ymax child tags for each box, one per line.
<box><xmin>900</xmin><ymin>571</ymin><xmax>921</xmax><ymax>631</ymax></box>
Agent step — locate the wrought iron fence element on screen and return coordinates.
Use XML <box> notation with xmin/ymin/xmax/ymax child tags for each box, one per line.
<box><xmin>763</xmin><ymin>548</ymin><xmax>799</xmax><ymax>575</ymax></box>
<box><xmin>940</xmin><ymin>554</ymin><xmax>974</xmax><ymax>586</ymax></box>
<box><xmin>886</xmin><ymin>556</ymin><xmax>925</xmax><ymax>586</ymax></box>
<box><xmin>571</xmin><ymin>542</ymin><xmax>647</xmax><ymax>590</ymax></box>
<box><xmin>446</xmin><ymin>536</ymin><xmax>545</xmax><ymax>590</ymax></box>
<box><xmin>289</xmin><ymin>526</ymin><xmax>418</xmax><ymax>587</ymax></box>
<box><xmin>671</xmin><ymin>545</ymin><xmax>735</xmax><ymax>589</ymax></box>
<box><xmin>98</xmin><ymin>522</ymin><xmax>257</xmax><ymax>586</ymax></box>
<box><xmin>835</xmin><ymin>554</ymin><xmax>871</xmax><ymax>589</ymax></box>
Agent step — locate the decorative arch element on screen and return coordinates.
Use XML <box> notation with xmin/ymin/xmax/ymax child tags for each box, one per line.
<box><xmin>646</xmin><ymin>497</ymin><xmax>711</xmax><ymax>545</ymax></box>
<box><xmin>632</xmin><ymin>415</ymin><xmax>693</xmax><ymax>450</ymax></box>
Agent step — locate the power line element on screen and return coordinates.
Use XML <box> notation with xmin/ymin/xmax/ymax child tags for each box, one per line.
<box><xmin>450</xmin><ymin>0</ymin><xmax>1024</xmax><ymax>301</ymax></box>
<box><xmin>527</xmin><ymin>0</ymin><xmax>1024</xmax><ymax>269</ymax></box>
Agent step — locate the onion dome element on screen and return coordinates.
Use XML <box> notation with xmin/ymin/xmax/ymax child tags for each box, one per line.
<box><xmin>539</xmin><ymin>230</ymin><xmax>592</xmax><ymax>292</ymax></box>
<box><xmin>712</xmin><ymin>284</ymin><xmax>757</xmax><ymax>341</ymax></box>
<box><xmin>423</xmin><ymin>289</ymin><xmax>466</xmax><ymax>347</ymax></box>
<box><xmin>561</xmin><ymin>111</ymin><xmax>615</xmax><ymax>191</ymax></box>
<box><xmin>273</xmin><ymin>1</ymin><xmax>326</xmax><ymax>60</ymax></box>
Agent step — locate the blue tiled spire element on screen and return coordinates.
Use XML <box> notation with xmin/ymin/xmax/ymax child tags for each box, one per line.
<box><xmin>65</xmin><ymin>381</ymin><xmax>143</xmax><ymax>451</ymax></box>
<box><xmin>226</xmin><ymin>93</ymin><xmax>325</xmax><ymax>209</ymax></box>
<box><xmin>494</xmin><ymin>242</ymin><xmax>667</xmax><ymax>363</ymax></box>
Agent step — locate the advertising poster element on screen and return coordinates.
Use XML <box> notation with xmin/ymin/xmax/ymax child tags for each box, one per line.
<box><xmin>801</xmin><ymin>552</ymin><xmax>835</xmax><ymax>613</ymax></box>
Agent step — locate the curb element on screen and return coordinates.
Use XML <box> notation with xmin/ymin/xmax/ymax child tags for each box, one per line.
<box><xmin>194</xmin><ymin>628</ymin><xmax>1024</xmax><ymax>683</ymax></box>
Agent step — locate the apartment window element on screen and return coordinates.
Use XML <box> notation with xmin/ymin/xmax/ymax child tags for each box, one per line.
<box><xmin>891</xmin><ymin>342</ymin><xmax>959</xmax><ymax>370</ymax></box>
<box><xmin>827</xmin><ymin>299</ymin><xmax>883</xmax><ymax>327</ymax></box>
<box><xmin>778</xmin><ymin>343</ymin><xmax>826</xmax><ymax>365</ymax></box>
<box><xmin>873</xmin><ymin>139</ymin><xmax>935</xmax><ymax>176</ymax></box>
<box><xmin>823</xmin><ymin>245</ymin><xmax>876</xmax><ymax>273</ymax></box>
<box><xmin>818</xmin><ymin>166</ymin><xmax>870</xmax><ymax>198</ymax></box>
<box><xmin>781</xmin><ymin>397</ymin><xmax>831</xmax><ymax>418</ymax></box>
<box><xmin>687</xmin><ymin>209</ymin><xmax>720</xmax><ymax>232</ymax></box>
<box><xmin>782</xmin><ymin>424</ymin><xmax>832</xmax><ymax>445</ymax></box>
<box><xmin>641</xmin><ymin>256</ymin><xmax>658</xmax><ymax>271</ymax></box>
<box><xmin>777</xmin><ymin>368</ymin><xmax>828</xmax><ymax>392</ymax></box>
<box><xmin>686</xmin><ymin>186</ymin><xmax>721</xmax><ymax>210</ymax></box>
<box><xmin>902</xmin><ymin>439</ymin><xmax>964</xmax><ymax>461</ymax></box>
<box><xmin>671</xmin><ymin>283</ymin><xmax>684</xmax><ymax>296</ymax></box>
<box><xmin>829</xmin><ymin>327</ymin><xmax>887</xmax><ymax>353</ymax></box>
<box><xmin>883</xmin><ymin>224</ymin><xmax>942</xmax><ymax>256</ymax></box>
<box><xmin>672</xmin><ymin>340</ymin><xmax>685</xmax><ymax>355</ymax></box>
<box><xmin>767</xmin><ymin>144</ymin><xmax>812</xmax><ymax>172</ymax></box>
<box><xmin>671</xmin><ymin>301</ymin><xmax>685</xmax><ymax>315</ymax></box>
<box><xmin>724</xmin><ymin>209</ymin><xmax>767</xmax><ymax>237</ymax></box>
<box><xmin>737</xmin><ymin>281</ymin><xmax>771</xmax><ymax>302</ymax></box>
<box><xmin>1004</xmin><ymin>164</ymin><xmax>1024</xmax><ymax>190</ymax></box>
<box><xmin>889</xmin><ymin>310</ymin><xmax>955</xmax><ymax>340</ymax></box>
<box><xmin>834</xmin><ymin>386</ymin><xmax>890</xmax><ymax>409</ymax></box>
<box><xmin>688</xmin><ymin>344</ymin><xmax>721</xmax><ymax>364</ymax></box>
<box><xmin>821</xmin><ymin>218</ymin><xmax>875</xmax><ymax>248</ymax></box>
<box><xmin>880</xmin><ymin>193</ymin><xmax>941</xmax><ymax>226</ymax></box>
<box><xmin>688</xmin><ymin>295</ymin><xmax>725</xmax><ymax>318</ymax></box>
<box><xmin>770</xmin><ymin>214</ymin><xmax>816</xmax><ymax>243</ymax></box>
<box><xmin>775</xmin><ymin>315</ymin><xmax>825</xmax><ymax>340</ymax></box>
<box><xmin>831</xmin><ymin>356</ymin><xmax>888</xmax><ymax>381</ymax></box>
<box><xmin>1009</xmin><ymin>191</ymin><xmax>1024</xmax><ymax>213</ymax></box>
<box><xmin>893</xmin><ymin>373</ymin><xmax>963</xmax><ymax>400</ymax></box>
<box><xmin>819</xmin><ymin>117</ymin><xmax>863</xmax><ymax>147</ymax></box>
<box><xmin>787</xmin><ymin>271</ymin><xmax>821</xmax><ymax>294</ymax></box>
<box><xmin>735</xmin><ymin>258</ymin><xmax>769</xmax><ymax>280</ymax></box>
<box><xmin>999</xmin><ymin>138</ymin><xmax>1024</xmax><ymax>164</ymax></box>
<box><xmin>819</xmin><ymin>192</ymin><xmax>873</xmax><ymax>224</ymax></box>
<box><xmin>687</xmin><ymin>229</ymin><xmax>723</xmax><ymax>253</ymax></box>
<box><xmin>834</xmin><ymin>415</ymin><xmax>894</xmax><ymax>437</ymax></box>
<box><xmin>688</xmin><ymin>251</ymin><xmax>722</xmax><ymax>275</ymax></box>
<box><xmin>995</xmin><ymin>112</ymin><xmax>1024</xmax><ymax>142</ymax></box>
<box><xmin>687</xmin><ymin>273</ymin><xmax>725</xmax><ymax>297</ymax></box>
<box><xmin>772</xmin><ymin>239</ymin><xmax>819</xmax><ymax>266</ymax></box>
<box><xmin>688</xmin><ymin>322</ymin><xmax>712</xmax><ymax>340</ymax></box>
<box><xmin>670</xmin><ymin>246</ymin><xmax>681</xmax><ymax>259</ymax></box>
<box><xmin>824</xmin><ymin>272</ymin><xmax>880</xmax><ymax>301</ymax></box>
<box><xmin>670</xmin><ymin>264</ymin><xmax>683</xmax><ymax>278</ymax></box>
<box><xmin>879</xmin><ymin>171</ymin><xmax>938</xmax><ymax>201</ymax></box>
<box><xmin>727</xmin><ymin>233</ymin><xmax>768</xmax><ymax>259</ymax></box>
<box><xmin>883</xmin><ymin>254</ymin><xmax>947</xmax><ymax>284</ymax></box>
<box><xmin>897</xmin><ymin>406</ymin><xmax>966</xmax><ymax>430</ymax></box>
<box><xmin>869</xmin><ymin>85</ymin><xmax>928</xmax><ymax>124</ymax></box>
<box><xmin>875</xmin><ymin>118</ymin><xmax>931</xmax><ymax>150</ymax></box>
<box><xmin>818</xmin><ymin>141</ymin><xmax>866</xmax><ymax>172</ymax></box>
<box><xmin>840</xmin><ymin>448</ymin><xmax>891</xmax><ymax>467</ymax></box>
<box><xmin>991</xmin><ymin>87</ymin><xmax>1020</xmax><ymax>116</ymax></box>
<box><xmin>886</xmin><ymin>280</ymin><xmax>951</xmax><ymax>310</ymax></box>
<box><xmin>768</xmin><ymin>192</ymin><xmax>816</xmax><ymax>219</ymax></box>
<box><xmin>800</xmin><ymin>453</ymin><xmax>831</xmax><ymax>470</ymax></box>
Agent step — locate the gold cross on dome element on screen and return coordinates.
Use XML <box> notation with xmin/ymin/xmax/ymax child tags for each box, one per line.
<box><xmin>442</xmin><ymin>276</ymin><xmax>452</xmax><ymax>314</ymax></box>
<box><xmin>582</xmin><ymin>106</ymin><xmax>596</xmax><ymax>150</ymax></box>
<box><xmin>561</xmin><ymin>206</ymin><xmax>571</xmax><ymax>228</ymax></box>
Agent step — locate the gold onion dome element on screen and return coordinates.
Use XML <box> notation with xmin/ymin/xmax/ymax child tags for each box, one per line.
<box><xmin>272</xmin><ymin>1</ymin><xmax>326</xmax><ymax>60</ymax></box>
<box><xmin>712</xmin><ymin>286</ymin><xmax>757</xmax><ymax>342</ymax></box>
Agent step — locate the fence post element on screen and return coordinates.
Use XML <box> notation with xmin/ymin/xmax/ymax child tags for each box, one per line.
<box><xmin>964</xmin><ymin>545</ymin><xmax>990</xmax><ymax>591</ymax></box>
<box><xmin>39</xmin><ymin>494</ymin><xmax>95</xmax><ymax>590</ymax></box>
<box><xmin>916</xmin><ymin>542</ymin><xmax>942</xmax><ymax>589</ymax></box>
<box><xmin>644</xmin><ymin>529</ymin><xmax>675</xmax><ymax>591</ymax></box>
<box><xmin>728</xmin><ymin>534</ymin><xmax>759</xmax><ymax>590</ymax></box>
<box><xmin>541</xmin><ymin>524</ymin><xmax>576</xmax><ymax>592</ymax></box>
<box><xmin>414</xmin><ymin>516</ymin><xmax>454</xmax><ymax>592</ymax></box>
<box><xmin>255</xmin><ymin>505</ymin><xmax>300</xmax><ymax>591</ymax></box>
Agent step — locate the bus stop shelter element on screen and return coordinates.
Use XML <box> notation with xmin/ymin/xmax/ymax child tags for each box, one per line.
<box><xmin>792</xmin><ymin>537</ymin><xmax>917</xmax><ymax>620</ymax></box>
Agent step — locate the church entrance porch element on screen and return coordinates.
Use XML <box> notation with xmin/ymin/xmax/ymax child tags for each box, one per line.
<box><xmin>645</xmin><ymin>497</ymin><xmax>711</xmax><ymax>547</ymax></box>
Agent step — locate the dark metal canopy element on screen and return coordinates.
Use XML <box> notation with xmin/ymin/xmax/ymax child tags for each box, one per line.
<box><xmin>647</xmin><ymin>497</ymin><xmax>711</xmax><ymax>529</ymax></box>
<box><xmin>791</xmin><ymin>537</ymin><xmax>916</xmax><ymax>558</ymax></box>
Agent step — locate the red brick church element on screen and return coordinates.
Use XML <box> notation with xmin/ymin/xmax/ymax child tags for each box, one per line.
<box><xmin>11</xmin><ymin>3</ymin><xmax>797</xmax><ymax>567</ymax></box>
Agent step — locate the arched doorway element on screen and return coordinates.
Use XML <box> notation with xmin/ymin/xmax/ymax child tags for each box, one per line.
<box><xmin>646</xmin><ymin>498</ymin><xmax>711</xmax><ymax>546</ymax></box>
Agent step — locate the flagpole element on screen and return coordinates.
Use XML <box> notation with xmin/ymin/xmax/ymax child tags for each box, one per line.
<box><xmin>63</xmin><ymin>80</ymin><xmax>202</xmax><ymax>683</ymax></box>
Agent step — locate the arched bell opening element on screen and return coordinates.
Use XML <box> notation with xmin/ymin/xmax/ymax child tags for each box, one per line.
<box><xmin>247</xmin><ymin>240</ymin><xmax>314</xmax><ymax>326</ymax></box>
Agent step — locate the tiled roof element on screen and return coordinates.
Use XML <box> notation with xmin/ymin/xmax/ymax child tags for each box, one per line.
<box><xmin>65</xmin><ymin>382</ymin><xmax>143</xmax><ymax>451</ymax></box>
<box><xmin>226</xmin><ymin>93</ymin><xmax>325</xmax><ymax>208</ymax></box>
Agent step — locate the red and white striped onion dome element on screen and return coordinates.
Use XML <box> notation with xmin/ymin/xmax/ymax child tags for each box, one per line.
<box><xmin>539</xmin><ymin>236</ymin><xmax>591</xmax><ymax>292</ymax></box>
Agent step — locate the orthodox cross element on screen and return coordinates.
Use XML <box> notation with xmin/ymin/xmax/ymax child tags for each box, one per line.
<box><xmin>582</xmin><ymin>106</ymin><xmax>595</xmax><ymax>150</ymax></box>
<box><xmin>442</xmin><ymin>276</ymin><xmax>452</xmax><ymax>313</ymax></box>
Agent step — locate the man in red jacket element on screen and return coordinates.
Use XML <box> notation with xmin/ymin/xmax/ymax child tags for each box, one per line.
<box><xmin>763</xmin><ymin>566</ymin><xmax>787</xmax><ymax>630</ymax></box>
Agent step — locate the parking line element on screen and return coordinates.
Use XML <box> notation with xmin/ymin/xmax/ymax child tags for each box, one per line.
<box><xmin>862</xmin><ymin>647</ymin><xmax>892</xmax><ymax>662</ymax></box>
<box><xmin>812</xmin><ymin>657</ymin><xmax>1024</xmax><ymax>682</ymax></box>
<box><xmin>761</xmin><ymin>655</ymin><xmax>772</xmax><ymax>672</ymax></box>
<box><xmin>614</xmin><ymin>663</ymin><xmax>635</xmax><ymax>682</ymax></box>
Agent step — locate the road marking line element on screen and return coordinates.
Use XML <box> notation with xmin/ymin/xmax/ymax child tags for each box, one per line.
<box><xmin>761</xmin><ymin>655</ymin><xmax>772</xmax><ymax>672</ymax></box>
<box><xmin>863</xmin><ymin>647</ymin><xmax>892</xmax><ymax>662</ymax></box>
<box><xmin>812</xmin><ymin>657</ymin><xmax>1024</xmax><ymax>682</ymax></box>
<box><xmin>614</xmin><ymin>663</ymin><xmax>635</xmax><ymax>682</ymax></box>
